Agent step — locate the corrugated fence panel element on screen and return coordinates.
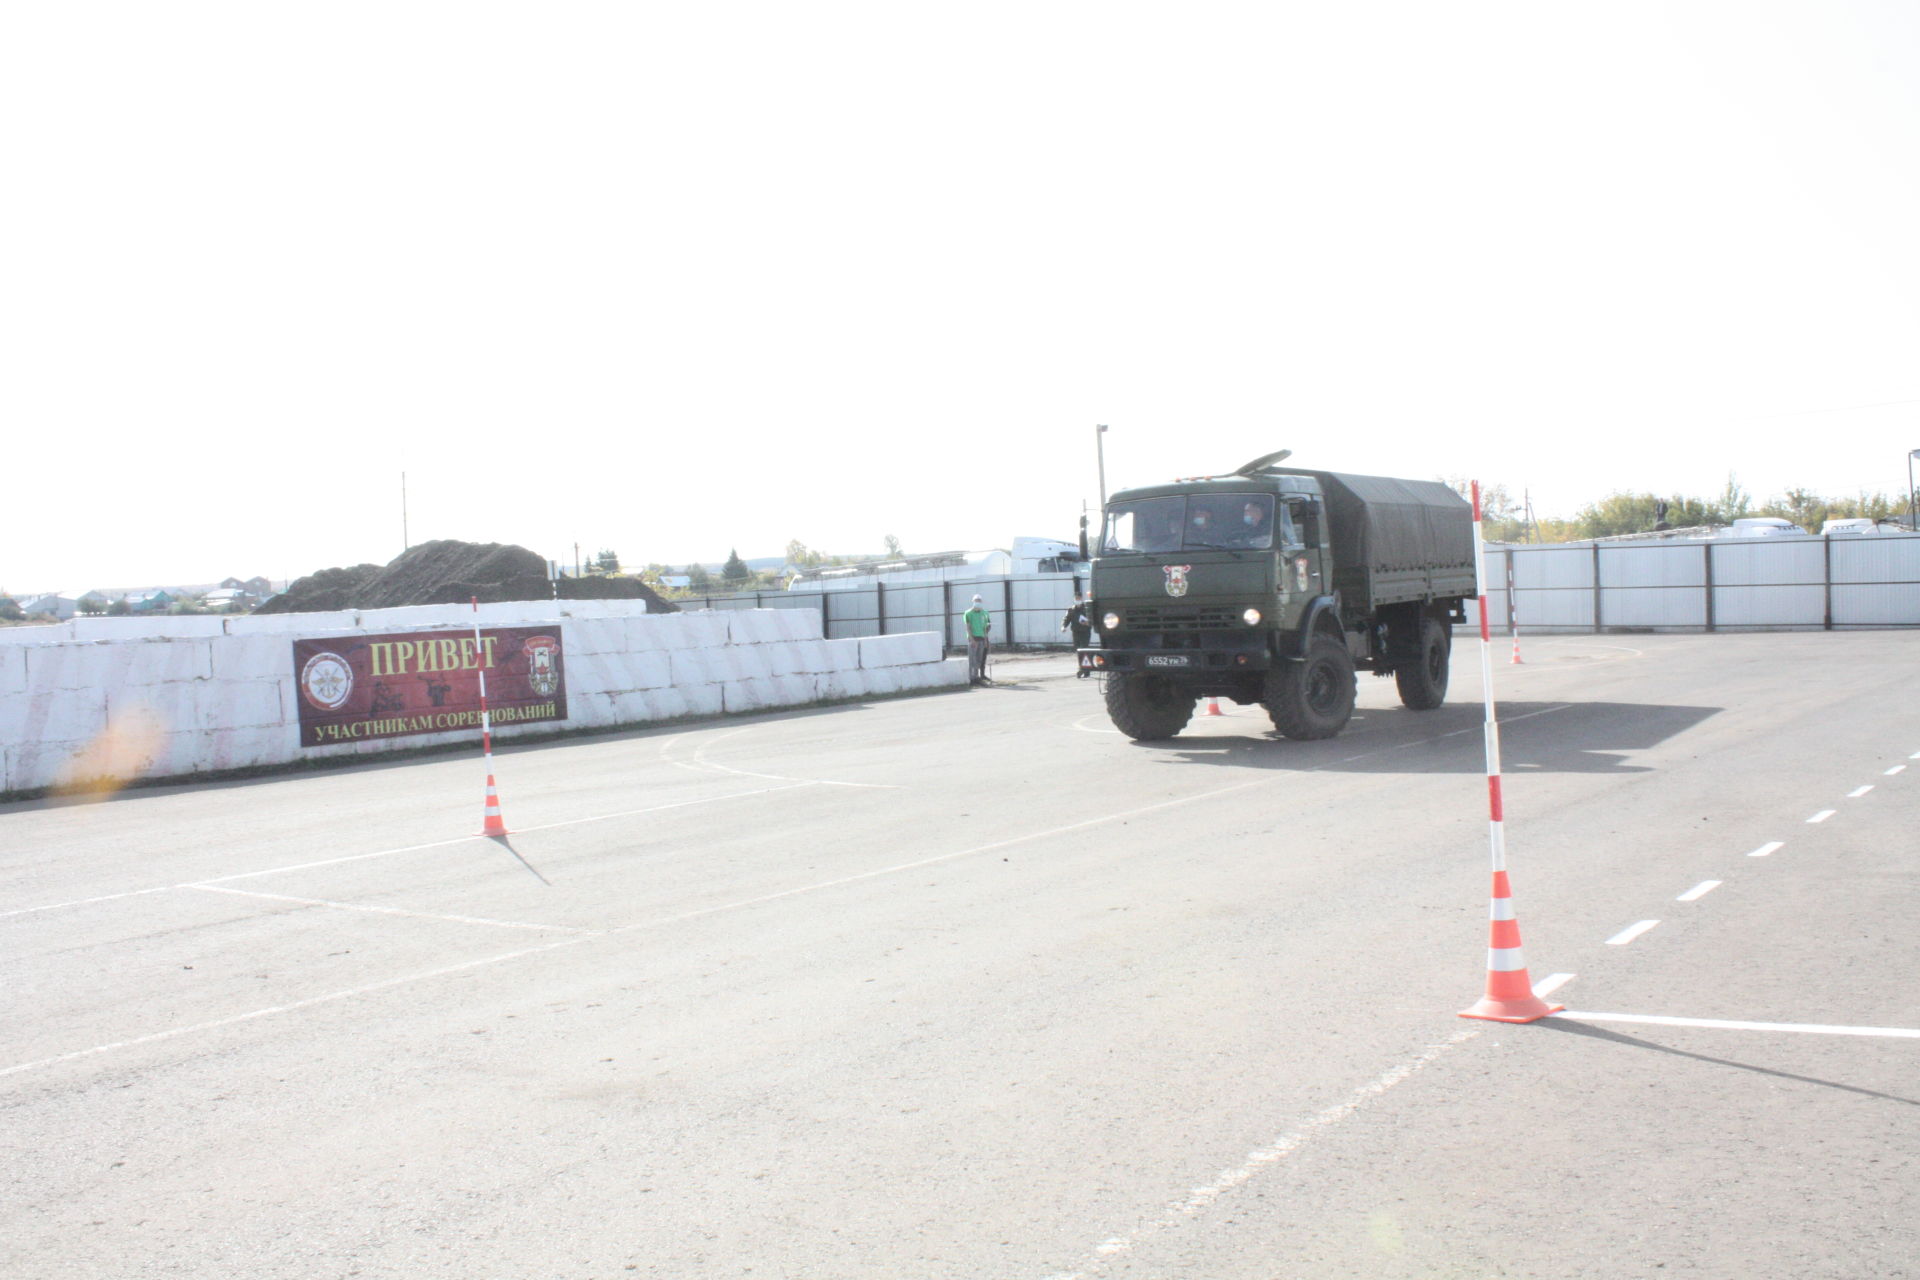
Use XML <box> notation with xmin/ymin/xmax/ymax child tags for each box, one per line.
<box><xmin>1599</xmin><ymin>544</ymin><xmax>1708</xmax><ymax>628</ymax></box>
<box><xmin>1831</xmin><ymin>536</ymin><xmax>1920</xmax><ymax>625</ymax></box>
<box><xmin>1512</xmin><ymin>545</ymin><xmax>1596</xmax><ymax>629</ymax></box>
<box><xmin>1709</xmin><ymin>540</ymin><xmax>1826</xmax><ymax>630</ymax></box>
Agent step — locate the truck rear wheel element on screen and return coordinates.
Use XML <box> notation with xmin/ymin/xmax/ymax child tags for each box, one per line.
<box><xmin>1265</xmin><ymin>634</ymin><xmax>1356</xmax><ymax>740</ymax></box>
<box><xmin>1394</xmin><ymin>615</ymin><xmax>1451</xmax><ymax>710</ymax></box>
<box><xmin>1103</xmin><ymin>672</ymin><xmax>1196</xmax><ymax>741</ymax></box>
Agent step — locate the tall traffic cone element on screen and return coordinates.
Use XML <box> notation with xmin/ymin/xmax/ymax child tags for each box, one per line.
<box><xmin>481</xmin><ymin>773</ymin><xmax>509</xmax><ymax>837</ymax></box>
<box><xmin>1204</xmin><ymin>698</ymin><xmax>1224</xmax><ymax>716</ymax></box>
<box><xmin>1460</xmin><ymin>870</ymin><xmax>1561</xmax><ymax>1023</ymax></box>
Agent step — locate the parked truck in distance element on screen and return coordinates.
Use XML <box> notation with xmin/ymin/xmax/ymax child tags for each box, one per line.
<box><xmin>1079</xmin><ymin>450</ymin><xmax>1477</xmax><ymax>741</ymax></box>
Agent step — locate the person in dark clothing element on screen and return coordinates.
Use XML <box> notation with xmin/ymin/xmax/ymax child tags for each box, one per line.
<box><xmin>1062</xmin><ymin>592</ymin><xmax>1093</xmax><ymax>677</ymax></box>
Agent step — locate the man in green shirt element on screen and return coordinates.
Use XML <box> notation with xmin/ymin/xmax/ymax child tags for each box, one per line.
<box><xmin>964</xmin><ymin>594</ymin><xmax>992</xmax><ymax>685</ymax></box>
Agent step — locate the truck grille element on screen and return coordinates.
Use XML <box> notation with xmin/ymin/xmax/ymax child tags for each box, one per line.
<box><xmin>1124</xmin><ymin>605</ymin><xmax>1239</xmax><ymax>632</ymax></box>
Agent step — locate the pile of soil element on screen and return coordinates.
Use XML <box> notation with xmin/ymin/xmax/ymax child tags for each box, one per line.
<box><xmin>253</xmin><ymin>540</ymin><xmax>677</xmax><ymax>615</ymax></box>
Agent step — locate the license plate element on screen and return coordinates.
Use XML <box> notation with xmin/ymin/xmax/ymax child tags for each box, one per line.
<box><xmin>1145</xmin><ymin>654</ymin><xmax>1191</xmax><ymax>668</ymax></box>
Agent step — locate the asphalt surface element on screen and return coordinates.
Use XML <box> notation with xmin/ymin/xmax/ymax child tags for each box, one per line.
<box><xmin>3</xmin><ymin>632</ymin><xmax>1917</xmax><ymax>1279</ymax></box>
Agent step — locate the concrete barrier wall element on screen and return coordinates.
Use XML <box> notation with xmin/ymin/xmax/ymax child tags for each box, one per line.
<box><xmin>0</xmin><ymin>601</ymin><xmax>965</xmax><ymax>796</ymax></box>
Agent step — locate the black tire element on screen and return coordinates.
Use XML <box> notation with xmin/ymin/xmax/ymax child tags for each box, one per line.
<box><xmin>1394</xmin><ymin>615</ymin><xmax>1451</xmax><ymax>710</ymax></box>
<box><xmin>1103</xmin><ymin>672</ymin><xmax>1197</xmax><ymax>740</ymax></box>
<box><xmin>1265</xmin><ymin>632</ymin><xmax>1357</xmax><ymax>740</ymax></box>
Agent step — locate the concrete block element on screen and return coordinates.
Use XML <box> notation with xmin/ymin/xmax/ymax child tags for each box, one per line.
<box><xmin>109</xmin><ymin>638</ymin><xmax>219</xmax><ymax>686</ymax></box>
<box><xmin>355</xmin><ymin>604</ymin><xmax>462</xmax><ymax>630</ymax></box>
<box><xmin>648</xmin><ymin>683</ymin><xmax>724</xmax><ymax>722</ymax></box>
<box><xmin>0</xmin><ymin>646</ymin><xmax>24</xmax><ymax>695</ymax></box>
<box><xmin>724</xmin><ymin>610</ymin><xmax>783</xmax><ymax>645</ymax></box>
<box><xmin>668</xmin><ymin>649</ymin><xmax>719</xmax><ymax>686</ymax></box>
<box><xmin>821</xmin><ymin>639</ymin><xmax>864</xmax><ymax>674</ymax></box>
<box><xmin>70</xmin><ymin>616</ymin><xmax>222</xmax><ymax>641</ymax></box>
<box><xmin>209</xmin><ymin>636</ymin><xmax>295</xmax><ymax>683</ymax></box>
<box><xmin>562</xmin><ymin>617</ymin><xmax>629</xmax><ymax>657</ymax></box>
<box><xmin>720</xmin><ymin>674</ymin><xmax>818</xmax><ymax>715</ymax></box>
<box><xmin>0</xmin><ymin>687</ymin><xmax>110</xmax><ymax>749</ymax></box>
<box><xmin>632</xmin><ymin>612</ymin><xmax>730</xmax><ymax>651</ymax></box>
<box><xmin>0</xmin><ymin>623</ymin><xmax>75</xmax><ymax>645</ymax></box>
<box><xmin>897</xmin><ymin>659</ymin><xmax>971</xmax><ymax>691</ymax></box>
<box><xmin>858</xmin><ymin>631</ymin><xmax>943</xmax><ymax>669</ymax></box>
<box><xmin>203</xmin><ymin>724</ymin><xmax>299</xmax><ymax>773</ymax></box>
<box><xmin>859</xmin><ymin>667</ymin><xmax>904</xmax><ymax>697</ymax></box>
<box><xmin>602</xmin><ymin>649</ymin><xmax>674</xmax><ymax>692</ymax></box>
<box><xmin>226</xmin><ymin>611</ymin><xmax>360</xmax><ymax>635</ymax></box>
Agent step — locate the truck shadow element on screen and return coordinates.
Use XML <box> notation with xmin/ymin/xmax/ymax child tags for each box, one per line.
<box><xmin>1148</xmin><ymin>700</ymin><xmax>1722</xmax><ymax>775</ymax></box>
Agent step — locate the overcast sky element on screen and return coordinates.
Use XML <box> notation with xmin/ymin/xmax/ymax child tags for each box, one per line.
<box><xmin>6</xmin><ymin>1</ymin><xmax>1918</xmax><ymax>592</ymax></box>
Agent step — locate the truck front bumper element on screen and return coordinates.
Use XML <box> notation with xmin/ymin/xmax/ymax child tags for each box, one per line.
<box><xmin>1077</xmin><ymin>634</ymin><xmax>1274</xmax><ymax>676</ymax></box>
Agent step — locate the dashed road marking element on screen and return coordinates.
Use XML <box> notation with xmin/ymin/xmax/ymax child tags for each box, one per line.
<box><xmin>1676</xmin><ymin>881</ymin><xmax>1721</xmax><ymax>902</ymax></box>
<box><xmin>1606</xmin><ymin>920</ymin><xmax>1661</xmax><ymax>946</ymax></box>
<box><xmin>1747</xmin><ymin>841</ymin><xmax>1783</xmax><ymax>858</ymax></box>
<box><xmin>1807</xmin><ymin>810</ymin><xmax>1836</xmax><ymax>824</ymax></box>
<box><xmin>1847</xmin><ymin>786</ymin><xmax>1873</xmax><ymax>798</ymax></box>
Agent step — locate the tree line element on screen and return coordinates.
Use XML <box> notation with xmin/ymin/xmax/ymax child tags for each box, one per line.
<box><xmin>1459</xmin><ymin>478</ymin><xmax>1911</xmax><ymax>543</ymax></box>
<box><xmin>579</xmin><ymin>538</ymin><xmax>907</xmax><ymax>599</ymax></box>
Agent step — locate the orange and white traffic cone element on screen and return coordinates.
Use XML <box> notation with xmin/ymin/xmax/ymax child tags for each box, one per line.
<box><xmin>1460</xmin><ymin>870</ymin><xmax>1561</xmax><ymax>1023</ymax></box>
<box><xmin>1204</xmin><ymin>698</ymin><xmax>1224</xmax><ymax>716</ymax></box>
<box><xmin>481</xmin><ymin>773</ymin><xmax>508</xmax><ymax>837</ymax></box>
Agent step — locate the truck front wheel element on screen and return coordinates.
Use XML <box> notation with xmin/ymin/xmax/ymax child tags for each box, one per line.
<box><xmin>1394</xmin><ymin>615</ymin><xmax>1451</xmax><ymax>710</ymax></box>
<box><xmin>1265</xmin><ymin>634</ymin><xmax>1356</xmax><ymax>740</ymax></box>
<box><xmin>1103</xmin><ymin>672</ymin><xmax>1196</xmax><ymax>741</ymax></box>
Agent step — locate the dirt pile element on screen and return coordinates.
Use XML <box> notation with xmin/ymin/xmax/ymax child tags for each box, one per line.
<box><xmin>254</xmin><ymin>540</ymin><xmax>677</xmax><ymax>615</ymax></box>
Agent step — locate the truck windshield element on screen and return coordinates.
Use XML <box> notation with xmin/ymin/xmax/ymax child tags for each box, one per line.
<box><xmin>1104</xmin><ymin>493</ymin><xmax>1280</xmax><ymax>552</ymax></box>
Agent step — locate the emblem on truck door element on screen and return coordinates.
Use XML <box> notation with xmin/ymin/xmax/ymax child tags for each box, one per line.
<box><xmin>1163</xmin><ymin>564</ymin><xmax>1192</xmax><ymax>598</ymax></box>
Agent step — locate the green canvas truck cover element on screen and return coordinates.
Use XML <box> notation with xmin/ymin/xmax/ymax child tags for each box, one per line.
<box><xmin>1284</xmin><ymin>469</ymin><xmax>1477</xmax><ymax>609</ymax></box>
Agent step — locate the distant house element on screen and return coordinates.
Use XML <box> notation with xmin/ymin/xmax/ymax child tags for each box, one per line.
<box><xmin>130</xmin><ymin>589</ymin><xmax>175</xmax><ymax>613</ymax></box>
<box><xmin>20</xmin><ymin>593</ymin><xmax>77</xmax><ymax>620</ymax></box>
<box><xmin>203</xmin><ymin>588</ymin><xmax>251</xmax><ymax>612</ymax></box>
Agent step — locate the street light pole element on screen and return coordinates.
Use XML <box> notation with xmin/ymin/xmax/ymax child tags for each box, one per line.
<box><xmin>1095</xmin><ymin>423</ymin><xmax>1109</xmax><ymax>510</ymax></box>
<box><xmin>1908</xmin><ymin>448</ymin><xmax>1918</xmax><ymax>531</ymax></box>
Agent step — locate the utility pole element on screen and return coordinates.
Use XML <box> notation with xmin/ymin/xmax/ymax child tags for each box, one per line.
<box><xmin>1095</xmin><ymin>423</ymin><xmax>1109</xmax><ymax>509</ymax></box>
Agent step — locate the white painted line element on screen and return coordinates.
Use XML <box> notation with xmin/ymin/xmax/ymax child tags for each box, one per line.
<box><xmin>189</xmin><ymin>885</ymin><xmax>594</xmax><ymax>933</ymax></box>
<box><xmin>667</xmin><ymin>726</ymin><xmax>904</xmax><ymax>789</ymax></box>
<box><xmin>1559</xmin><ymin>1012</ymin><xmax>1920</xmax><ymax>1039</ymax></box>
<box><xmin>0</xmin><ymin>885</ymin><xmax>173</xmax><ymax>921</ymax></box>
<box><xmin>1605</xmin><ymin>920</ymin><xmax>1661</xmax><ymax>946</ymax></box>
<box><xmin>0</xmin><ymin>935</ymin><xmax>596</xmax><ymax>1079</ymax></box>
<box><xmin>1747</xmin><ymin>841</ymin><xmax>1784</xmax><ymax>858</ymax></box>
<box><xmin>1676</xmin><ymin>881</ymin><xmax>1721</xmax><ymax>902</ymax></box>
<box><xmin>1886</xmin><ymin>765</ymin><xmax>1907</xmax><ymax>776</ymax></box>
<box><xmin>1911</xmin><ymin>750</ymin><xmax>1920</xmax><ymax>760</ymax></box>
<box><xmin>1043</xmin><ymin>1027</ymin><xmax>1484</xmax><ymax>1279</ymax></box>
<box><xmin>1807</xmin><ymin>810</ymin><xmax>1836</xmax><ymax>824</ymax></box>
<box><xmin>1847</xmin><ymin>786</ymin><xmax>1873</xmax><ymax>798</ymax></box>
<box><xmin>1533</xmin><ymin>972</ymin><xmax>1576</xmax><ymax>998</ymax></box>
<box><xmin>188</xmin><ymin>784</ymin><xmax>811</xmax><ymax>886</ymax></box>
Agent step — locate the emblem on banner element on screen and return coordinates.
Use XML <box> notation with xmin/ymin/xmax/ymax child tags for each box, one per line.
<box><xmin>1163</xmin><ymin>564</ymin><xmax>1192</xmax><ymax>598</ymax></box>
<box><xmin>300</xmin><ymin>651</ymin><xmax>354</xmax><ymax>710</ymax></box>
<box><xmin>523</xmin><ymin>635</ymin><xmax>562</xmax><ymax>697</ymax></box>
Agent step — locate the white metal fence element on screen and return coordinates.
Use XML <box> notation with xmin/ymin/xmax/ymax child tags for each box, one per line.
<box><xmin>676</xmin><ymin>574</ymin><xmax>1091</xmax><ymax>649</ymax></box>
<box><xmin>680</xmin><ymin>536</ymin><xmax>1920</xmax><ymax>646</ymax></box>
<box><xmin>1482</xmin><ymin>534</ymin><xmax>1920</xmax><ymax>632</ymax></box>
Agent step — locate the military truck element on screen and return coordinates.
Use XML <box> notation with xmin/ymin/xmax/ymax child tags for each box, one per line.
<box><xmin>1079</xmin><ymin>450</ymin><xmax>1477</xmax><ymax>741</ymax></box>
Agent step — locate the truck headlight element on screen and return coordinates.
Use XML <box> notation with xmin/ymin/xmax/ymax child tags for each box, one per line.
<box><xmin>1242</xmin><ymin>608</ymin><xmax>1262</xmax><ymax>626</ymax></box>
<box><xmin>1102</xmin><ymin>611</ymin><xmax>1122</xmax><ymax>631</ymax></box>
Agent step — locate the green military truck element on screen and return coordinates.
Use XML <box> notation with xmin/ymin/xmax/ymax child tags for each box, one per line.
<box><xmin>1079</xmin><ymin>450</ymin><xmax>1477</xmax><ymax>741</ymax></box>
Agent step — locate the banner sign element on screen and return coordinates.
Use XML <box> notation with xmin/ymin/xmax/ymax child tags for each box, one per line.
<box><xmin>293</xmin><ymin>627</ymin><xmax>567</xmax><ymax>748</ymax></box>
